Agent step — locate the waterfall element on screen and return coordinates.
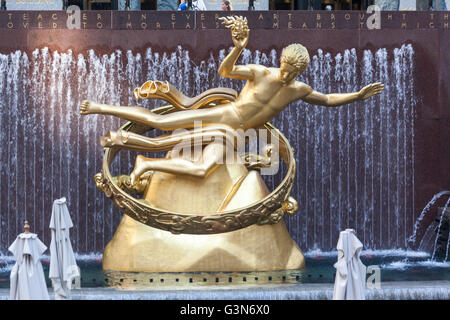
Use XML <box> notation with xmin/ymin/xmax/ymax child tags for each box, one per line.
<box><xmin>0</xmin><ymin>44</ymin><xmax>416</xmax><ymax>253</ymax></box>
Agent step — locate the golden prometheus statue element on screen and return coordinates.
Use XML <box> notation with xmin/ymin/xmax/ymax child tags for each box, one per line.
<box><xmin>81</xmin><ymin>16</ymin><xmax>384</xmax><ymax>272</ymax></box>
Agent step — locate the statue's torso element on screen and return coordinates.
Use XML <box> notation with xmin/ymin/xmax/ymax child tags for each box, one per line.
<box><xmin>234</xmin><ymin>66</ymin><xmax>306</xmax><ymax>128</ymax></box>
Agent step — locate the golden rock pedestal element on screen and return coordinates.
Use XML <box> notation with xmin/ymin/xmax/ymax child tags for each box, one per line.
<box><xmin>103</xmin><ymin>161</ymin><xmax>304</xmax><ymax>272</ymax></box>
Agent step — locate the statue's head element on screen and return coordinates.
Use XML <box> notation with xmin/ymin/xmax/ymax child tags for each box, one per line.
<box><xmin>279</xmin><ymin>43</ymin><xmax>310</xmax><ymax>85</ymax></box>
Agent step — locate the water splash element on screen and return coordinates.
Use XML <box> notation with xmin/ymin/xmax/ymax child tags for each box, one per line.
<box><xmin>431</xmin><ymin>197</ymin><xmax>450</xmax><ymax>260</ymax></box>
<box><xmin>303</xmin><ymin>248</ymin><xmax>430</xmax><ymax>258</ymax></box>
<box><xmin>408</xmin><ymin>191</ymin><xmax>450</xmax><ymax>262</ymax></box>
<box><xmin>409</xmin><ymin>191</ymin><xmax>450</xmax><ymax>245</ymax></box>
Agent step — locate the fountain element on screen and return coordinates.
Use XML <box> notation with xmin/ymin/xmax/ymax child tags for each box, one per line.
<box><xmin>1</xmin><ymin>10</ymin><xmax>449</xmax><ymax>301</ymax></box>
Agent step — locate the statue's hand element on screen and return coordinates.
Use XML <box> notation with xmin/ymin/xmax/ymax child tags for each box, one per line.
<box><xmin>358</xmin><ymin>82</ymin><xmax>384</xmax><ymax>100</ymax></box>
<box><xmin>80</xmin><ymin>100</ymin><xmax>95</xmax><ymax>115</ymax></box>
<box><xmin>219</xmin><ymin>16</ymin><xmax>250</xmax><ymax>49</ymax></box>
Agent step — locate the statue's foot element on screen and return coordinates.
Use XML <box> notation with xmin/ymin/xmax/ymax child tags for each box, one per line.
<box><xmin>130</xmin><ymin>154</ymin><xmax>149</xmax><ymax>186</ymax></box>
<box><xmin>100</xmin><ymin>132</ymin><xmax>113</xmax><ymax>147</ymax></box>
<box><xmin>101</xmin><ymin>130</ymin><xmax>131</xmax><ymax>148</ymax></box>
<box><xmin>100</xmin><ymin>131</ymin><xmax>120</xmax><ymax>147</ymax></box>
<box><xmin>80</xmin><ymin>100</ymin><xmax>100</xmax><ymax>115</ymax></box>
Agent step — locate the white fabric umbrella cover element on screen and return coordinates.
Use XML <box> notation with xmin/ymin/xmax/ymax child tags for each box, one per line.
<box><xmin>9</xmin><ymin>232</ymin><xmax>50</xmax><ymax>300</ymax></box>
<box><xmin>49</xmin><ymin>197</ymin><xmax>80</xmax><ymax>300</ymax></box>
<box><xmin>333</xmin><ymin>229</ymin><xmax>367</xmax><ymax>300</ymax></box>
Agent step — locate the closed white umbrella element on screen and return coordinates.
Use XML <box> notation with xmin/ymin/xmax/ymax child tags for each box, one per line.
<box><xmin>49</xmin><ymin>197</ymin><xmax>80</xmax><ymax>300</ymax></box>
<box><xmin>333</xmin><ymin>229</ymin><xmax>367</xmax><ymax>300</ymax></box>
<box><xmin>9</xmin><ymin>221</ymin><xmax>50</xmax><ymax>300</ymax></box>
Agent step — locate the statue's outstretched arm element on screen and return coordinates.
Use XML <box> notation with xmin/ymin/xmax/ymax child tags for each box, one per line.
<box><xmin>218</xmin><ymin>16</ymin><xmax>254</xmax><ymax>80</ymax></box>
<box><xmin>300</xmin><ymin>82</ymin><xmax>384</xmax><ymax>107</ymax></box>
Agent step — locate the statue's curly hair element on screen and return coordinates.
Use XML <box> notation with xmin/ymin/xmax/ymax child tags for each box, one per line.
<box><xmin>281</xmin><ymin>44</ymin><xmax>310</xmax><ymax>74</ymax></box>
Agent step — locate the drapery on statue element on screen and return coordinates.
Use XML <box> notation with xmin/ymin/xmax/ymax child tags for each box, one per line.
<box><xmin>81</xmin><ymin>15</ymin><xmax>383</xmax><ymax>188</ymax></box>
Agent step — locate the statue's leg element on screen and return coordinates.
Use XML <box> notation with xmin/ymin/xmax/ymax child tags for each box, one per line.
<box><xmin>81</xmin><ymin>100</ymin><xmax>241</xmax><ymax>130</ymax></box>
<box><xmin>101</xmin><ymin>125</ymin><xmax>237</xmax><ymax>153</ymax></box>
<box><xmin>129</xmin><ymin>142</ymin><xmax>226</xmax><ymax>185</ymax></box>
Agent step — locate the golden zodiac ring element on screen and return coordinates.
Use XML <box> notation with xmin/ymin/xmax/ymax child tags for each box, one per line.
<box><xmin>94</xmin><ymin>105</ymin><xmax>298</xmax><ymax>235</ymax></box>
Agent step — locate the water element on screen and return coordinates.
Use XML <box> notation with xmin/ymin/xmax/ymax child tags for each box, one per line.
<box><xmin>1</xmin><ymin>250</ymin><xmax>448</xmax><ymax>290</ymax></box>
<box><xmin>0</xmin><ymin>44</ymin><xmax>417</xmax><ymax>253</ymax></box>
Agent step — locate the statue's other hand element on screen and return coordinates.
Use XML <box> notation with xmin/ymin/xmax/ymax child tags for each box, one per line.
<box><xmin>232</xmin><ymin>28</ymin><xmax>250</xmax><ymax>49</ymax></box>
<box><xmin>219</xmin><ymin>15</ymin><xmax>250</xmax><ymax>49</ymax></box>
<box><xmin>358</xmin><ymin>82</ymin><xmax>384</xmax><ymax>100</ymax></box>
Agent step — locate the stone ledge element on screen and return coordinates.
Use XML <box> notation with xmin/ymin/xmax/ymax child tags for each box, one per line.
<box><xmin>0</xmin><ymin>281</ymin><xmax>449</xmax><ymax>300</ymax></box>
